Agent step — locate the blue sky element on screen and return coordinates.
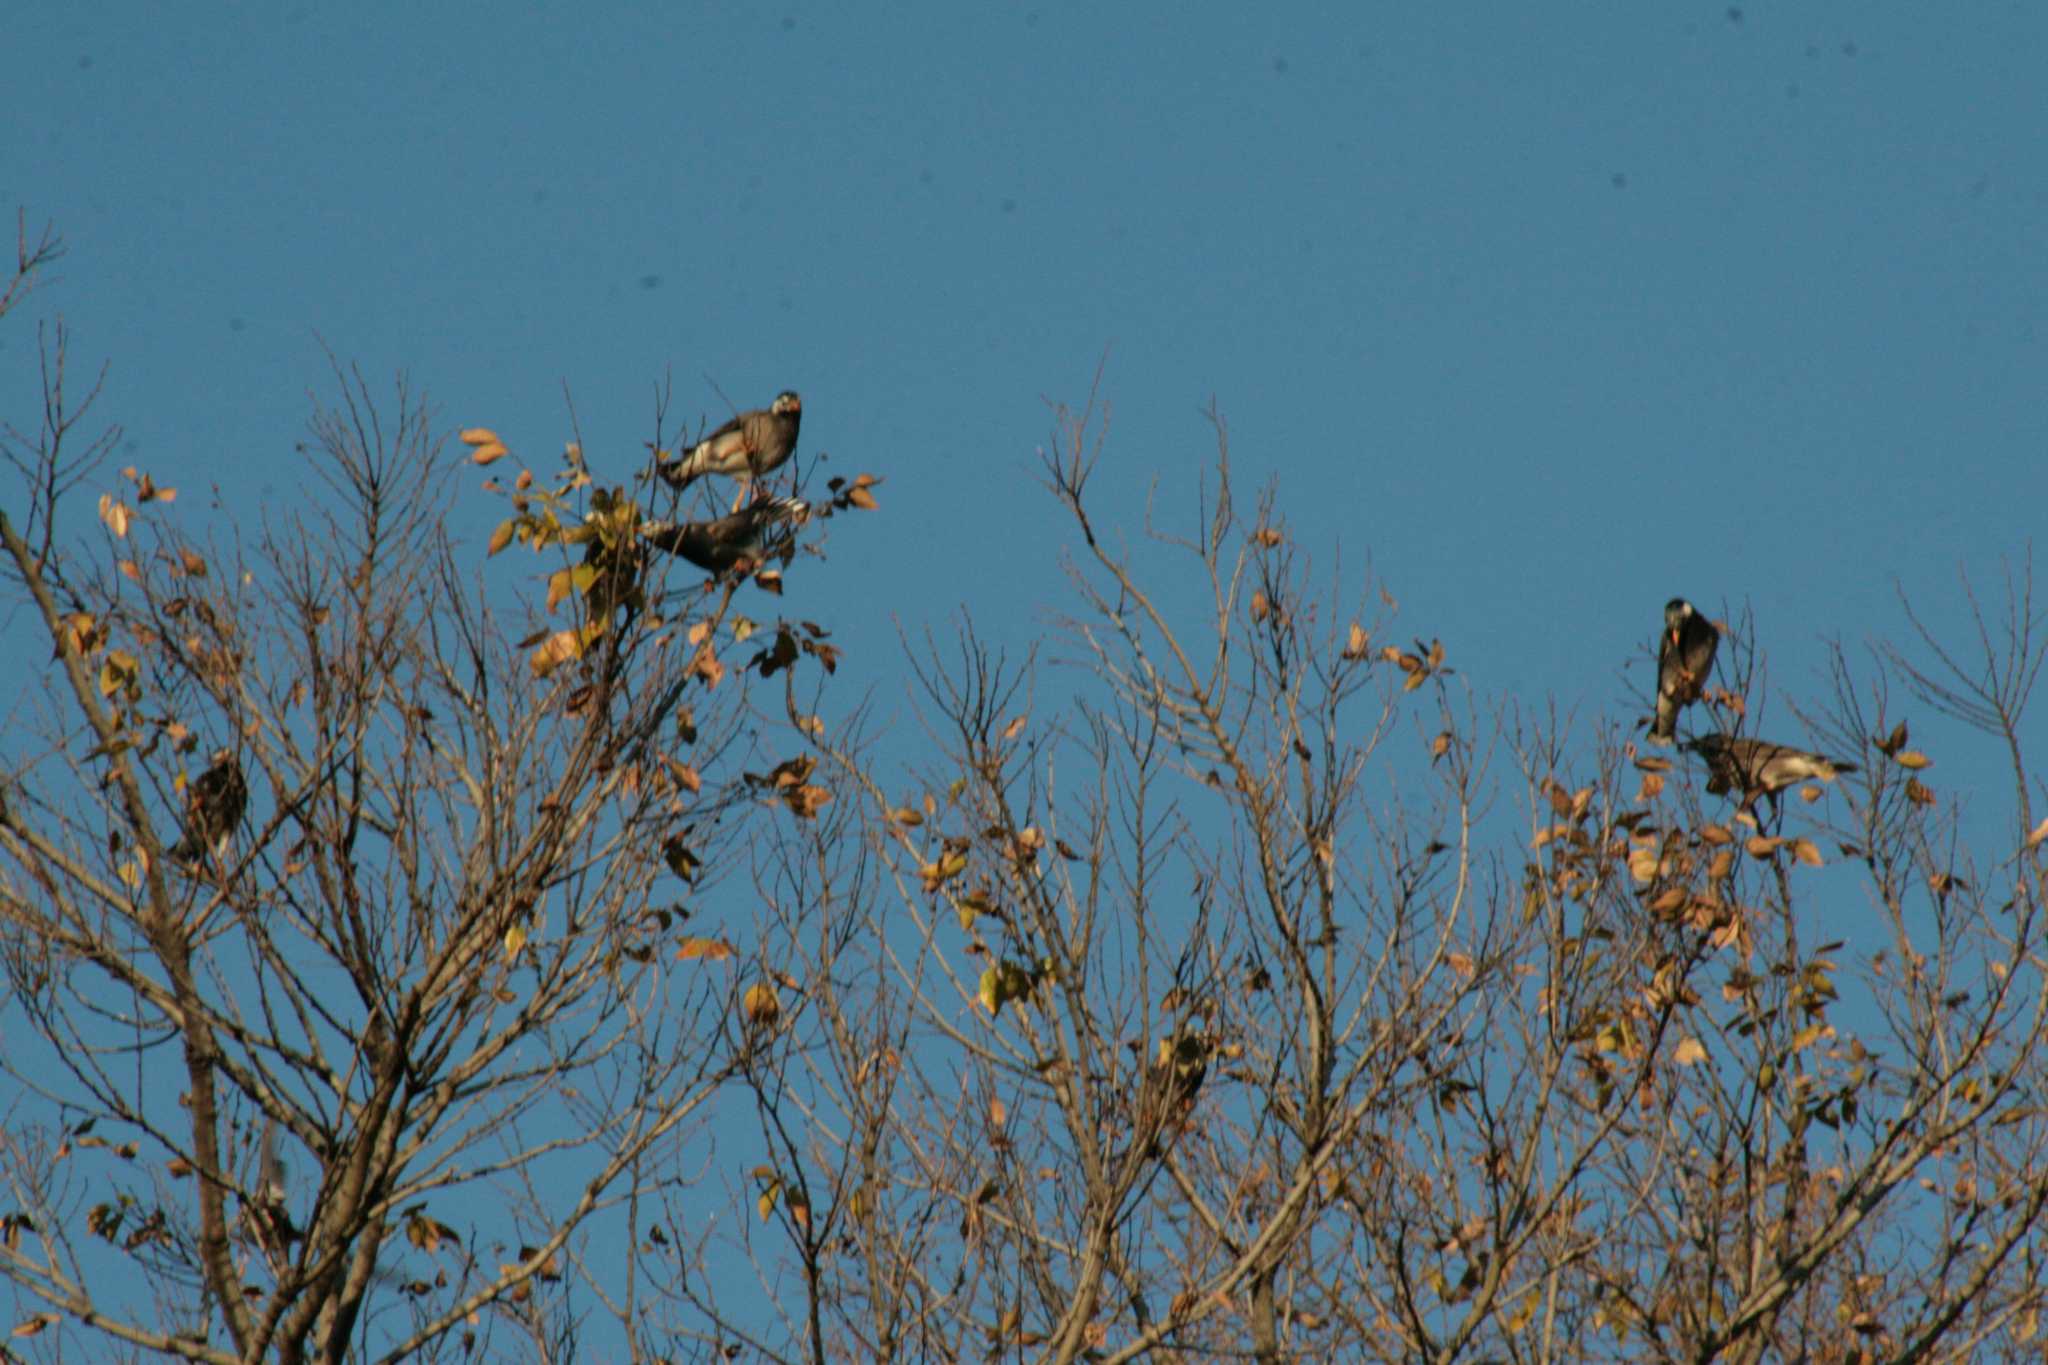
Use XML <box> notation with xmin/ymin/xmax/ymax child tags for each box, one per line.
<box><xmin>6</xmin><ymin>0</ymin><xmax>2046</xmax><ymax>1349</ymax></box>
<box><xmin>9</xmin><ymin>6</ymin><xmax>2042</xmax><ymax>702</ymax></box>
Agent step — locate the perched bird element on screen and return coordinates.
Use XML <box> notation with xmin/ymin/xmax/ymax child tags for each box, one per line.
<box><xmin>245</xmin><ymin>1118</ymin><xmax>297</xmax><ymax>1264</ymax></box>
<box><xmin>169</xmin><ymin>749</ymin><xmax>248</xmax><ymax>862</ymax></box>
<box><xmin>1650</xmin><ymin>598</ymin><xmax>1720</xmax><ymax>744</ymax></box>
<box><xmin>658</xmin><ymin>391</ymin><xmax>802</xmax><ymax>491</ymax></box>
<box><xmin>1687</xmin><ymin>733</ymin><xmax>1859</xmax><ymax>820</ymax></box>
<box><xmin>1133</xmin><ymin>1032</ymin><xmax>1212</xmax><ymax>1154</ymax></box>
<box><xmin>641</xmin><ymin>497</ymin><xmax>808</xmax><ymax>575</ymax></box>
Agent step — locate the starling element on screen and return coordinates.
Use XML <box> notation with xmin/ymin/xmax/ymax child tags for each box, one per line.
<box><xmin>641</xmin><ymin>497</ymin><xmax>808</xmax><ymax>575</ymax></box>
<box><xmin>169</xmin><ymin>748</ymin><xmax>247</xmax><ymax>862</ymax></box>
<box><xmin>1687</xmin><ymin>733</ymin><xmax>1859</xmax><ymax>819</ymax></box>
<box><xmin>1650</xmin><ymin>598</ymin><xmax>1719</xmax><ymax>743</ymax></box>
<box><xmin>658</xmin><ymin>391</ymin><xmax>802</xmax><ymax>490</ymax></box>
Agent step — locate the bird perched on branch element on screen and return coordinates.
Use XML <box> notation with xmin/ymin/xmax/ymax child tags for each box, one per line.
<box><xmin>1687</xmin><ymin>733</ymin><xmax>1858</xmax><ymax>821</ymax></box>
<box><xmin>169</xmin><ymin>748</ymin><xmax>247</xmax><ymax>863</ymax></box>
<box><xmin>1128</xmin><ymin>1031</ymin><xmax>1213</xmax><ymax>1160</ymax></box>
<box><xmin>244</xmin><ymin>1118</ymin><xmax>297</xmax><ymax>1267</ymax></box>
<box><xmin>658</xmin><ymin>391</ymin><xmax>802</xmax><ymax>493</ymax></box>
<box><xmin>1650</xmin><ymin>598</ymin><xmax>1719</xmax><ymax>744</ymax></box>
<box><xmin>641</xmin><ymin>497</ymin><xmax>808</xmax><ymax>575</ymax></box>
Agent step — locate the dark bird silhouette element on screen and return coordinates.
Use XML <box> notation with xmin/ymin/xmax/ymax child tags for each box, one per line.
<box><xmin>1650</xmin><ymin>598</ymin><xmax>1719</xmax><ymax>743</ymax></box>
<box><xmin>641</xmin><ymin>497</ymin><xmax>808</xmax><ymax>575</ymax></box>
<box><xmin>1133</xmin><ymin>1032</ymin><xmax>1212</xmax><ymax>1156</ymax></box>
<box><xmin>658</xmin><ymin>391</ymin><xmax>802</xmax><ymax>490</ymax></box>
<box><xmin>169</xmin><ymin>749</ymin><xmax>247</xmax><ymax>862</ymax></box>
<box><xmin>1687</xmin><ymin>733</ymin><xmax>1859</xmax><ymax>821</ymax></box>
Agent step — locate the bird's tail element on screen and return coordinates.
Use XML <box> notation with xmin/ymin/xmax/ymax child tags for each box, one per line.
<box><xmin>657</xmin><ymin>448</ymin><xmax>704</xmax><ymax>490</ymax></box>
<box><xmin>753</xmin><ymin>496</ymin><xmax>809</xmax><ymax>527</ymax></box>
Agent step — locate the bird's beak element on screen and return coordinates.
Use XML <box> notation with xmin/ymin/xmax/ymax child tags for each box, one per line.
<box><xmin>1668</xmin><ymin>629</ymin><xmax>1679</xmax><ymax>647</ymax></box>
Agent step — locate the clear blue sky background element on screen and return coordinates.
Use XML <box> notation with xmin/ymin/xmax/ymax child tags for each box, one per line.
<box><xmin>6</xmin><ymin>0</ymin><xmax>2045</xmax><ymax>1350</ymax></box>
<box><xmin>9</xmin><ymin>1</ymin><xmax>2041</xmax><ymax>707</ymax></box>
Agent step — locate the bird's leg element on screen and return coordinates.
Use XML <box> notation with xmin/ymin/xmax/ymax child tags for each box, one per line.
<box><xmin>729</xmin><ymin>476</ymin><xmax>751</xmax><ymax>515</ymax></box>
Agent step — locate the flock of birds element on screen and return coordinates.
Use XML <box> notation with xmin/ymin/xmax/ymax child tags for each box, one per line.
<box><xmin>157</xmin><ymin>411</ymin><xmax>1855</xmax><ymax>867</ymax></box>
<box><xmin>1651</xmin><ymin>596</ymin><xmax>1858</xmax><ymax>823</ymax></box>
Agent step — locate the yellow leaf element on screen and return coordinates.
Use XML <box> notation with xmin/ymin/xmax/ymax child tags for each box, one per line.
<box><xmin>1001</xmin><ymin>713</ymin><xmax>1027</xmax><ymax>741</ymax></box>
<box><xmin>1745</xmin><ymin>836</ymin><xmax>1784</xmax><ymax>860</ymax></box>
<box><xmin>504</xmin><ymin>920</ymin><xmax>528</xmax><ymax>961</ymax></box>
<box><xmin>1673</xmin><ymin>1037</ymin><xmax>1707</xmax><ymax>1066</ymax></box>
<box><xmin>545</xmin><ymin>563</ymin><xmax>599</xmax><ymax>613</ymax></box>
<box><xmin>55</xmin><ymin>611</ymin><xmax>98</xmax><ymax>657</ymax></box>
<box><xmin>1791</xmin><ymin>1023</ymin><xmax>1830</xmax><ymax>1052</ymax></box>
<box><xmin>1894</xmin><ymin>750</ymin><xmax>1932</xmax><ymax>770</ymax></box>
<box><xmin>782</xmin><ymin>783</ymin><xmax>833</xmax><ymax>819</ymax></box>
<box><xmin>845</xmin><ymin>486</ymin><xmax>878</xmax><ymax>511</ymax></box>
<box><xmin>2027</xmin><ymin>816</ymin><xmax>2048</xmax><ymax>849</ymax></box>
<box><xmin>890</xmin><ymin>805</ymin><xmax>924</xmax><ymax>827</ymax></box>
<box><xmin>97</xmin><ymin>650</ymin><xmax>139</xmax><ymax>698</ymax></box>
<box><xmin>529</xmin><ymin>629</ymin><xmax>584</xmax><ymax>678</ymax></box>
<box><xmin>487</xmin><ymin>518</ymin><xmax>516</xmax><ymax>556</ymax></box>
<box><xmin>1627</xmin><ymin>845</ymin><xmax>1660</xmax><ymax>883</ymax></box>
<box><xmin>742</xmin><ymin>981</ymin><xmax>781</xmax><ymax>1028</ymax></box>
<box><xmin>686</xmin><ymin>619</ymin><xmax>711</xmax><ymax>646</ymax></box>
<box><xmin>675</xmin><ymin>937</ymin><xmax>735</xmax><ymax>962</ymax></box>
<box><xmin>178</xmin><ymin>548</ymin><xmax>208</xmax><ymax>577</ymax></box>
<box><xmin>98</xmin><ymin>492</ymin><xmax>131</xmax><ymax>538</ymax></box>
<box><xmin>117</xmin><ymin>559</ymin><xmax>141</xmax><ymax>581</ymax></box>
<box><xmin>470</xmin><ymin>441</ymin><xmax>510</xmax><ymax>466</ymax></box>
<box><xmin>757</xmin><ymin>1178</ymin><xmax>782</xmax><ymax>1221</ymax></box>
<box><xmin>1791</xmin><ymin>838</ymin><xmax>1824</xmax><ymax>867</ymax></box>
<box><xmin>1343</xmin><ymin>622</ymin><xmax>1369</xmax><ymax>659</ymax></box>
<box><xmin>460</xmin><ymin>426</ymin><xmax>502</xmax><ymax>446</ymax></box>
<box><xmin>1647</xmin><ymin>886</ymin><xmax>1686</xmax><ymax>914</ymax></box>
<box><xmin>1699</xmin><ymin>823</ymin><xmax>1732</xmax><ymax>846</ymax></box>
<box><xmin>731</xmin><ymin>615</ymin><xmax>756</xmax><ymax>643</ymax></box>
<box><xmin>921</xmin><ymin>848</ymin><xmax>969</xmax><ymax>890</ymax></box>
